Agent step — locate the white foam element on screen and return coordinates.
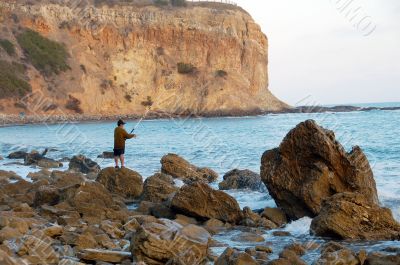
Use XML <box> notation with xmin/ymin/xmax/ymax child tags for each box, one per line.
<box><xmin>283</xmin><ymin>217</ymin><xmax>312</xmax><ymax>236</ymax></box>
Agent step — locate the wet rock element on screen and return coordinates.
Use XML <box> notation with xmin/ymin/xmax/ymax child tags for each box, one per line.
<box><xmin>96</xmin><ymin>167</ymin><xmax>143</xmax><ymax>199</ymax></box>
<box><xmin>261</xmin><ymin>208</ymin><xmax>287</xmax><ymax>227</ymax></box>
<box><xmin>131</xmin><ymin>219</ymin><xmax>210</xmax><ymax>265</ymax></box>
<box><xmin>174</xmin><ymin>214</ymin><xmax>198</xmax><ymax>226</ymax></box>
<box><xmin>7</xmin><ymin>151</ymin><xmax>28</xmax><ymax>159</ymax></box>
<box><xmin>149</xmin><ymin>203</ymin><xmax>176</xmax><ymax>219</ymax></box>
<box><xmin>0</xmin><ymin>170</ymin><xmax>22</xmax><ymax>182</ymax></box>
<box><xmin>311</xmin><ymin>192</ymin><xmax>400</xmax><ymax>240</ymax></box>
<box><xmin>272</xmin><ymin>231</ymin><xmax>291</xmax><ymax>237</ymax></box>
<box><xmin>97</xmin><ymin>151</ymin><xmax>114</xmax><ymax>159</ymax></box>
<box><xmin>219</xmin><ymin>169</ymin><xmax>265</xmax><ymax>191</ymax></box>
<box><xmin>261</xmin><ymin>120</ymin><xmax>379</xmax><ymax>220</ymax></box>
<box><xmin>240</xmin><ymin>207</ymin><xmax>278</xmax><ymax>229</ymax></box>
<box><xmin>69</xmin><ymin>155</ymin><xmax>100</xmax><ymax>174</ymax></box>
<box><xmin>161</xmin><ymin>153</ymin><xmax>218</xmax><ymax>183</ymax></box>
<box><xmin>78</xmin><ymin>249</ymin><xmax>131</xmax><ymax>263</ymax></box>
<box><xmin>366</xmin><ymin>252</ymin><xmax>400</xmax><ymax>265</ymax></box>
<box><xmin>27</xmin><ymin>169</ymin><xmax>51</xmax><ymax>182</ymax></box>
<box><xmin>231</xmin><ymin>232</ymin><xmax>265</xmax><ymax>243</ymax></box>
<box><xmin>141</xmin><ymin>173</ymin><xmax>179</xmax><ymax>203</ymax></box>
<box><xmin>33</xmin><ymin>185</ymin><xmax>60</xmax><ymax>207</ymax></box>
<box><xmin>315</xmin><ymin>242</ymin><xmax>360</xmax><ymax>265</ymax></box>
<box><xmin>171</xmin><ymin>181</ymin><xmax>242</xmax><ymax>223</ymax></box>
<box><xmin>0</xmin><ymin>227</ymin><xmax>22</xmax><ymax>242</ymax></box>
<box><xmin>203</xmin><ymin>218</ymin><xmax>226</xmax><ymax>234</ymax></box>
<box><xmin>0</xmin><ymin>155</ymin><xmax>3</xmax><ymax>160</ymax></box>
<box><xmin>24</xmin><ymin>151</ymin><xmax>63</xmax><ymax>168</ymax></box>
<box><xmin>215</xmin><ymin>247</ymin><xmax>258</xmax><ymax>265</ymax></box>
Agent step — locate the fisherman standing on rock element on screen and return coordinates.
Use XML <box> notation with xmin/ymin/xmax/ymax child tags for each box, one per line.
<box><xmin>114</xmin><ymin>119</ymin><xmax>136</xmax><ymax>169</ymax></box>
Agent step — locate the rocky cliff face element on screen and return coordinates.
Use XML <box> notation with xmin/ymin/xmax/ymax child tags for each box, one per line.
<box><xmin>0</xmin><ymin>1</ymin><xmax>287</xmax><ymax>118</ymax></box>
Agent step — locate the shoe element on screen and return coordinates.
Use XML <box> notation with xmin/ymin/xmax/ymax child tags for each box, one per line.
<box><xmin>115</xmin><ymin>166</ymin><xmax>120</xmax><ymax>169</ymax></box>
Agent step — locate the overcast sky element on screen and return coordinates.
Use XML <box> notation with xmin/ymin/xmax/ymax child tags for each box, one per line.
<box><xmin>234</xmin><ymin>0</ymin><xmax>400</xmax><ymax>106</ymax></box>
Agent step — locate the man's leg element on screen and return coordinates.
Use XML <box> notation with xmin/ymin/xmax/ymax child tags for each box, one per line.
<box><xmin>114</xmin><ymin>156</ymin><xmax>119</xmax><ymax>168</ymax></box>
<box><xmin>120</xmin><ymin>154</ymin><xmax>125</xmax><ymax>168</ymax></box>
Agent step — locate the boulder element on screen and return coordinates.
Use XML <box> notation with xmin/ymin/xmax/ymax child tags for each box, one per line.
<box><xmin>215</xmin><ymin>247</ymin><xmax>258</xmax><ymax>265</ymax></box>
<box><xmin>78</xmin><ymin>249</ymin><xmax>131</xmax><ymax>263</ymax></box>
<box><xmin>96</xmin><ymin>167</ymin><xmax>143</xmax><ymax>199</ymax></box>
<box><xmin>63</xmin><ymin>181</ymin><xmax>128</xmax><ymax>223</ymax></box>
<box><xmin>171</xmin><ymin>182</ymin><xmax>242</xmax><ymax>223</ymax></box>
<box><xmin>261</xmin><ymin>208</ymin><xmax>287</xmax><ymax>227</ymax></box>
<box><xmin>7</xmin><ymin>151</ymin><xmax>28</xmax><ymax>159</ymax></box>
<box><xmin>0</xmin><ymin>170</ymin><xmax>22</xmax><ymax>182</ymax></box>
<box><xmin>366</xmin><ymin>252</ymin><xmax>400</xmax><ymax>265</ymax></box>
<box><xmin>131</xmin><ymin>219</ymin><xmax>210</xmax><ymax>265</ymax></box>
<box><xmin>311</xmin><ymin>192</ymin><xmax>400</xmax><ymax>240</ymax></box>
<box><xmin>27</xmin><ymin>169</ymin><xmax>51</xmax><ymax>182</ymax></box>
<box><xmin>240</xmin><ymin>207</ymin><xmax>277</xmax><ymax>229</ymax></box>
<box><xmin>314</xmin><ymin>242</ymin><xmax>362</xmax><ymax>265</ymax></box>
<box><xmin>141</xmin><ymin>173</ymin><xmax>179</xmax><ymax>203</ymax></box>
<box><xmin>24</xmin><ymin>151</ymin><xmax>62</xmax><ymax>168</ymax></box>
<box><xmin>33</xmin><ymin>185</ymin><xmax>60</xmax><ymax>207</ymax></box>
<box><xmin>219</xmin><ymin>169</ymin><xmax>265</xmax><ymax>191</ymax></box>
<box><xmin>161</xmin><ymin>153</ymin><xmax>218</xmax><ymax>183</ymax></box>
<box><xmin>69</xmin><ymin>155</ymin><xmax>100</xmax><ymax>174</ymax></box>
<box><xmin>97</xmin><ymin>151</ymin><xmax>114</xmax><ymax>159</ymax></box>
<box><xmin>231</xmin><ymin>232</ymin><xmax>265</xmax><ymax>243</ymax></box>
<box><xmin>261</xmin><ymin>120</ymin><xmax>379</xmax><ymax>220</ymax></box>
<box><xmin>50</xmin><ymin>171</ymin><xmax>85</xmax><ymax>188</ymax></box>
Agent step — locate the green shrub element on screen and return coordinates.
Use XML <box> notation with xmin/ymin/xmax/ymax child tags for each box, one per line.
<box><xmin>154</xmin><ymin>0</ymin><xmax>169</xmax><ymax>6</ymax></box>
<box><xmin>171</xmin><ymin>0</ymin><xmax>186</xmax><ymax>7</ymax></box>
<box><xmin>177</xmin><ymin>62</ymin><xmax>196</xmax><ymax>74</ymax></box>
<box><xmin>0</xmin><ymin>60</ymin><xmax>31</xmax><ymax>99</ymax></box>
<box><xmin>65</xmin><ymin>95</ymin><xmax>83</xmax><ymax>114</ymax></box>
<box><xmin>0</xmin><ymin>39</ymin><xmax>16</xmax><ymax>56</ymax></box>
<box><xmin>141</xmin><ymin>96</ymin><xmax>154</xmax><ymax>107</ymax></box>
<box><xmin>17</xmin><ymin>29</ymin><xmax>70</xmax><ymax>76</ymax></box>
<box><xmin>216</xmin><ymin>70</ymin><xmax>228</xmax><ymax>77</ymax></box>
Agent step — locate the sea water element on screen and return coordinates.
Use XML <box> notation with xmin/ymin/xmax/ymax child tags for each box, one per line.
<box><xmin>1</xmin><ymin>104</ymin><xmax>399</xmax><ymax>262</ymax></box>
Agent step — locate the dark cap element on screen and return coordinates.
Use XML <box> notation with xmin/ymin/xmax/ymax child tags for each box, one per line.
<box><xmin>117</xmin><ymin>119</ymin><xmax>126</xmax><ymax>126</ymax></box>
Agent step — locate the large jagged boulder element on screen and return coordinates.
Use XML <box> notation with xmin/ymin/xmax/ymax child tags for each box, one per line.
<box><xmin>311</xmin><ymin>192</ymin><xmax>400</xmax><ymax>240</ymax></box>
<box><xmin>260</xmin><ymin>120</ymin><xmax>378</xmax><ymax>220</ymax></box>
<box><xmin>219</xmin><ymin>169</ymin><xmax>265</xmax><ymax>191</ymax></box>
<box><xmin>7</xmin><ymin>151</ymin><xmax>28</xmax><ymax>159</ymax></box>
<box><xmin>171</xmin><ymin>182</ymin><xmax>242</xmax><ymax>223</ymax></box>
<box><xmin>161</xmin><ymin>154</ymin><xmax>218</xmax><ymax>183</ymax></box>
<box><xmin>62</xmin><ymin>181</ymin><xmax>128</xmax><ymax>223</ymax></box>
<box><xmin>96</xmin><ymin>167</ymin><xmax>143</xmax><ymax>199</ymax></box>
<box><xmin>131</xmin><ymin>219</ymin><xmax>210</xmax><ymax>265</ymax></box>
<box><xmin>141</xmin><ymin>173</ymin><xmax>179</xmax><ymax>203</ymax></box>
<box><xmin>69</xmin><ymin>155</ymin><xmax>100</xmax><ymax>174</ymax></box>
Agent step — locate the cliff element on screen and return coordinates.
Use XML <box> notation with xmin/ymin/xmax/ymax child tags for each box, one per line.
<box><xmin>0</xmin><ymin>1</ymin><xmax>288</xmax><ymax>119</ymax></box>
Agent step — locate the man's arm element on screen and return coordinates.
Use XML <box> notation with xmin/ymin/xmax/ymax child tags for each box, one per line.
<box><xmin>123</xmin><ymin>129</ymin><xmax>136</xmax><ymax>139</ymax></box>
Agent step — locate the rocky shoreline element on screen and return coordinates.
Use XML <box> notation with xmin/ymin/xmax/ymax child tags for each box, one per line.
<box><xmin>0</xmin><ymin>120</ymin><xmax>399</xmax><ymax>264</ymax></box>
<box><xmin>1</xmin><ymin>105</ymin><xmax>399</xmax><ymax>127</ymax></box>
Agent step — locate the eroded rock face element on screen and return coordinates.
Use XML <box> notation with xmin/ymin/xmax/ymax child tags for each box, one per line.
<box><xmin>0</xmin><ymin>2</ymin><xmax>287</xmax><ymax>118</ymax></box>
<box><xmin>141</xmin><ymin>173</ymin><xmax>179</xmax><ymax>203</ymax></box>
<box><xmin>219</xmin><ymin>169</ymin><xmax>265</xmax><ymax>192</ymax></box>
<box><xmin>260</xmin><ymin>120</ymin><xmax>378</xmax><ymax>220</ymax></box>
<box><xmin>96</xmin><ymin>167</ymin><xmax>143</xmax><ymax>199</ymax></box>
<box><xmin>69</xmin><ymin>155</ymin><xmax>100</xmax><ymax>174</ymax></box>
<box><xmin>171</xmin><ymin>182</ymin><xmax>242</xmax><ymax>224</ymax></box>
<box><xmin>311</xmin><ymin>192</ymin><xmax>400</xmax><ymax>240</ymax></box>
<box><xmin>131</xmin><ymin>219</ymin><xmax>210</xmax><ymax>265</ymax></box>
<box><xmin>161</xmin><ymin>154</ymin><xmax>218</xmax><ymax>183</ymax></box>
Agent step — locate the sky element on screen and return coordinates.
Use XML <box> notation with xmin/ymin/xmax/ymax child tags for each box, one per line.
<box><xmin>234</xmin><ymin>0</ymin><xmax>400</xmax><ymax>106</ymax></box>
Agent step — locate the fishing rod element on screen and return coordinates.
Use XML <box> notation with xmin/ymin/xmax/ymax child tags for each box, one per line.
<box><xmin>130</xmin><ymin>107</ymin><xmax>151</xmax><ymax>134</ymax></box>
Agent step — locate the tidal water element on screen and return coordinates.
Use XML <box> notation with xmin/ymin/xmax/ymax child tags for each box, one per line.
<box><xmin>1</xmin><ymin>103</ymin><xmax>399</xmax><ymax>262</ymax></box>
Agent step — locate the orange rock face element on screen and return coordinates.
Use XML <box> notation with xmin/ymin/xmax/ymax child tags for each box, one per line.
<box><xmin>0</xmin><ymin>2</ymin><xmax>287</xmax><ymax>117</ymax></box>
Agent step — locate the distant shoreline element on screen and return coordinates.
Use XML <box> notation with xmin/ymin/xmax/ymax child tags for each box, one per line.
<box><xmin>1</xmin><ymin>105</ymin><xmax>399</xmax><ymax>127</ymax></box>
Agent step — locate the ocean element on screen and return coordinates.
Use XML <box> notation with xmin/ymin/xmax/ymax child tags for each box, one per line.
<box><xmin>1</xmin><ymin>103</ymin><xmax>399</xmax><ymax>262</ymax></box>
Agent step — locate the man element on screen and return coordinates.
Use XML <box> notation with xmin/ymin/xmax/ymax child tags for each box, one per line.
<box><xmin>114</xmin><ymin>119</ymin><xmax>136</xmax><ymax>168</ymax></box>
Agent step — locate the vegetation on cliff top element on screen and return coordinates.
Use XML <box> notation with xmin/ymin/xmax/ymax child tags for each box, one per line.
<box><xmin>0</xmin><ymin>60</ymin><xmax>31</xmax><ymax>99</ymax></box>
<box><xmin>0</xmin><ymin>39</ymin><xmax>16</xmax><ymax>56</ymax></box>
<box><xmin>16</xmin><ymin>29</ymin><xmax>70</xmax><ymax>76</ymax></box>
